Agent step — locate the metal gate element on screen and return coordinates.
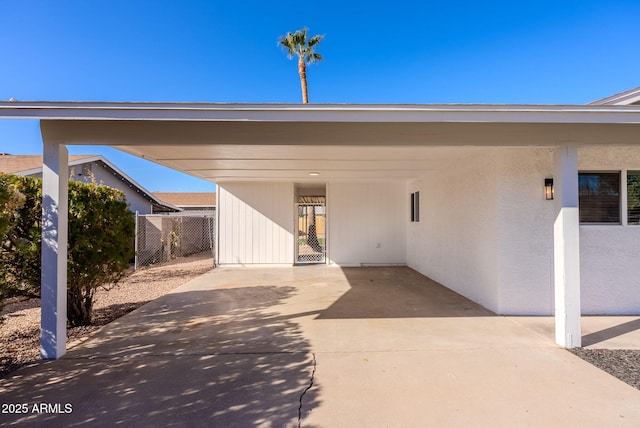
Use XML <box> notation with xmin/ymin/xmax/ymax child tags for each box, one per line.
<box><xmin>296</xmin><ymin>203</ymin><xmax>326</xmax><ymax>264</ymax></box>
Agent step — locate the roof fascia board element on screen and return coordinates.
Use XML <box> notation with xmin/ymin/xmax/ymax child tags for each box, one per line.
<box><xmin>93</xmin><ymin>156</ymin><xmax>181</xmax><ymax>211</ymax></box>
<box><xmin>14</xmin><ymin>156</ymin><xmax>102</xmax><ymax>176</ymax></box>
<box><xmin>12</xmin><ymin>167</ymin><xmax>41</xmax><ymax>176</ymax></box>
<box><xmin>589</xmin><ymin>87</ymin><xmax>640</xmax><ymax>105</ymax></box>
<box><xmin>1</xmin><ymin>102</ymin><xmax>640</xmax><ymax>124</ymax></box>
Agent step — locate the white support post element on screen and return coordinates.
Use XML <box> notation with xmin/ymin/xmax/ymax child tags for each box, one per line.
<box><xmin>215</xmin><ymin>189</ymin><xmax>220</xmax><ymax>267</ymax></box>
<box><xmin>40</xmin><ymin>142</ymin><xmax>68</xmax><ymax>359</ymax></box>
<box><xmin>553</xmin><ymin>145</ymin><xmax>581</xmax><ymax>349</ymax></box>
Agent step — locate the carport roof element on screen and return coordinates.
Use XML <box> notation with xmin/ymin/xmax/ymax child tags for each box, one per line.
<box><xmin>2</xmin><ymin>101</ymin><xmax>640</xmax><ymax>182</ymax></box>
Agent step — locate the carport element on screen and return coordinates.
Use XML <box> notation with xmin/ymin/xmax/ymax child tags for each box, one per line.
<box><xmin>2</xmin><ymin>265</ymin><xmax>640</xmax><ymax>426</ymax></box>
<box><xmin>2</xmin><ymin>100</ymin><xmax>640</xmax><ymax>358</ymax></box>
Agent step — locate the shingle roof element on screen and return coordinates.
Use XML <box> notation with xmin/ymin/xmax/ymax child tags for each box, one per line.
<box><xmin>0</xmin><ymin>154</ymin><xmax>180</xmax><ymax>212</ymax></box>
<box><xmin>152</xmin><ymin>192</ymin><xmax>216</xmax><ymax>207</ymax></box>
<box><xmin>0</xmin><ymin>154</ymin><xmax>96</xmax><ymax>174</ymax></box>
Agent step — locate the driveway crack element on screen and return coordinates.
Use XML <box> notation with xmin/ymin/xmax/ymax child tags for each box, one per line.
<box><xmin>298</xmin><ymin>352</ymin><xmax>316</xmax><ymax>428</ymax></box>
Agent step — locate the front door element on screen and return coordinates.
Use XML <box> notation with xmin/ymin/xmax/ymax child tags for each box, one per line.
<box><xmin>296</xmin><ymin>203</ymin><xmax>326</xmax><ymax>264</ymax></box>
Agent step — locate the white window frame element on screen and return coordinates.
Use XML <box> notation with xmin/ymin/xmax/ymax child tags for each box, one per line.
<box><xmin>578</xmin><ymin>170</ymin><xmax>622</xmax><ymax>225</ymax></box>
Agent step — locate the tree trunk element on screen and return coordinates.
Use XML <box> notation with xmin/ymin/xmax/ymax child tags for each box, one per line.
<box><xmin>67</xmin><ymin>288</ymin><xmax>94</xmax><ymax>327</ymax></box>
<box><xmin>307</xmin><ymin>205</ymin><xmax>322</xmax><ymax>253</ymax></box>
<box><xmin>298</xmin><ymin>58</ymin><xmax>308</xmax><ymax>104</ymax></box>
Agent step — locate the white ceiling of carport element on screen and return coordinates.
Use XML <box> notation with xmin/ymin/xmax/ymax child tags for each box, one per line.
<box><xmin>113</xmin><ymin>144</ymin><xmax>489</xmax><ymax>182</ymax></box>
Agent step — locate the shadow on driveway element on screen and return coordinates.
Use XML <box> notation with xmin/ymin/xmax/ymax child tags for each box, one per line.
<box><xmin>0</xmin><ymin>285</ymin><xmax>320</xmax><ymax>427</ymax></box>
<box><xmin>317</xmin><ymin>267</ymin><xmax>495</xmax><ymax>319</ymax></box>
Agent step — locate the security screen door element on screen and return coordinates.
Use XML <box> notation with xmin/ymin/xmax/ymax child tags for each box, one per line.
<box><xmin>296</xmin><ymin>203</ymin><xmax>326</xmax><ymax>264</ymax></box>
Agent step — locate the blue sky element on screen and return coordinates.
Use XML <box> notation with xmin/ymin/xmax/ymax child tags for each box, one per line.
<box><xmin>0</xmin><ymin>1</ymin><xmax>639</xmax><ymax>191</ymax></box>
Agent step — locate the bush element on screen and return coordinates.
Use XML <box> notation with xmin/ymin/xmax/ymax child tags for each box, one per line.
<box><xmin>67</xmin><ymin>180</ymin><xmax>135</xmax><ymax>326</ymax></box>
<box><xmin>0</xmin><ymin>175</ymin><xmax>42</xmax><ymax>303</ymax></box>
<box><xmin>0</xmin><ymin>173</ymin><xmax>26</xmax><ymax>315</ymax></box>
<box><xmin>0</xmin><ymin>174</ymin><xmax>135</xmax><ymax>326</ymax></box>
<box><xmin>0</xmin><ymin>175</ymin><xmax>13</xmax><ymax>237</ymax></box>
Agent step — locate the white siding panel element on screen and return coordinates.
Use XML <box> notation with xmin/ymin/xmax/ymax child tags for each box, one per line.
<box><xmin>232</xmin><ymin>191</ymin><xmax>239</xmax><ymax>262</ymax></box>
<box><xmin>92</xmin><ymin>164</ymin><xmax>153</xmax><ymax>214</ymax></box>
<box><xmin>328</xmin><ymin>184</ymin><xmax>368</xmax><ymax>265</ymax></box>
<box><xmin>223</xmin><ymin>188</ymin><xmax>229</xmax><ymax>263</ymax></box>
<box><xmin>328</xmin><ymin>182</ymin><xmax>406</xmax><ymax>266</ymax></box>
<box><xmin>218</xmin><ymin>183</ymin><xmax>294</xmax><ymax>264</ymax></box>
<box><xmin>369</xmin><ymin>183</ymin><xmax>406</xmax><ymax>264</ymax></box>
<box><xmin>252</xmin><ymin>202</ymin><xmax>260</xmax><ymax>263</ymax></box>
<box><xmin>238</xmin><ymin>194</ymin><xmax>245</xmax><ymax>261</ymax></box>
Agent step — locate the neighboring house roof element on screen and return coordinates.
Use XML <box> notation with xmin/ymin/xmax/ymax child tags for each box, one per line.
<box><xmin>0</xmin><ymin>154</ymin><xmax>181</xmax><ymax>213</ymax></box>
<box><xmin>0</xmin><ymin>154</ymin><xmax>96</xmax><ymax>174</ymax></box>
<box><xmin>152</xmin><ymin>192</ymin><xmax>216</xmax><ymax>208</ymax></box>
<box><xmin>589</xmin><ymin>87</ymin><xmax>640</xmax><ymax>106</ymax></box>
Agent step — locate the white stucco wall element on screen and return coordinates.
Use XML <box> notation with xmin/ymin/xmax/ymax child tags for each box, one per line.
<box><xmin>495</xmin><ymin>148</ymin><xmax>555</xmax><ymax>314</ymax></box>
<box><xmin>578</xmin><ymin>147</ymin><xmax>640</xmax><ymax>314</ymax></box>
<box><xmin>406</xmin><ymin>150</ymin><xmax>500</xmax><ymax>312</ymax></box>
<box><xmin>407</xmin><ymin>146</ymin><xmax>640</xmax><ymax>315</ymax></box>
<box><xmin>580</xmin><ymin>226</ymin><xmax>640</xmax><ymax>313</ymax></box>
<box><xmin>328</xmin><ymin>182</ymin><xmax>406</xmax><ymax>266</ymax></box>
<box><xmin>487</xmin><ymin>146</ymin><xmax>640</xmax><ymax>315</ymax></box>
<box><xmin>217</xmin><ymin>182</ymin><xmax>294</xmax><ymax>264</ymax></box>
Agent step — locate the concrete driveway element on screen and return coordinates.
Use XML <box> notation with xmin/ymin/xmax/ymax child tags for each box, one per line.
<box><xmin>1</xmin><ymin>266</ymin><xmax>639</xmax><ymax>427</ymax></box>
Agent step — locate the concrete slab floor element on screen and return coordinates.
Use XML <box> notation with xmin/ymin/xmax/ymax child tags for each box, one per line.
<box><xmin>1</xmin><ymin>266</ymin><xmax>639</xmax><ymax>427</ymax></box>
<box><xmin>512</xmin><ymin>315</ymin><xmax>640</xmax><ymax>349</ymax></box>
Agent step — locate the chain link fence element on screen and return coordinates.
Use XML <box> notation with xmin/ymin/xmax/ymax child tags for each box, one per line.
<box><xmin>134</xmin><ymin>213</ymin><xmax>215</xmax><ymax>270</ymax></box>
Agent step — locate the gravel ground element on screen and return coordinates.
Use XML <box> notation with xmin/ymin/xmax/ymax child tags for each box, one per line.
<box><xmin>2</xmin><ymin>260</ymin><xmax>639</xmax><ymax>392</ymax></box>
<box><xmin>0</xmin><ymin>254</ymin><xmax>214</xmax><ymax>378</ymax></box>
<box><xmin>571</xmin><ymin>348</ymin><xmax>640</xmax><ymax>390</ymax></box>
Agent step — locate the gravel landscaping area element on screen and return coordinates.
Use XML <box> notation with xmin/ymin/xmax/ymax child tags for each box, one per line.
<box><xmin>0</xmin><ymin>254</ymin><xmax>214</xmax><ymax>378</ymax></box>
<box><xmin>571</xmin><ymin>348</ymin><xmax>640</xmax><ymax>390</ymax></box>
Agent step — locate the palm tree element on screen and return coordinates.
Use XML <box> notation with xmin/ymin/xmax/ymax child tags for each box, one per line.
<box><xmin>278</xmin><ymin>28</ymin><xmax>323</xmax><ymax>104</ymax></box>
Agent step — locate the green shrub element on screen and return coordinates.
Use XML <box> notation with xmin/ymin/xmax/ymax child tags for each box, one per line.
<box><xmin>0</xmin><ymin>174</ymin><xmax>135</xmax><ymax>326</ymax></box>
<box><xmin>67</xmin><ymin>180</ymin><xmax>135</xmax><ymax>326</ymax></box>
<box><xmin>0</xmin><ymin>174</ymin><xmax>13</xmax><ymax>238</ymax></box>
<box><xmin>0</xmin><ymin>173</ymin><xmax>27</xmax><ymax>315</ymax></box>
<box><xmin>0</xmin><ymin>175</ymin><xmax>42</xmax><ymax>302</ymax></box>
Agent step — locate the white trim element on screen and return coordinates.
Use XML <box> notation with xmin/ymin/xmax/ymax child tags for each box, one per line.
<box><xmin>215</xmin><ymin>190</ymin><xmax>219</xmax><ymax>267</ymax></box>
<box><xmin>217</xmin><ymin>263</ymin><xmax>295</xmax><ymax>268</ymax></box>
<box><xmin>2</xmin><ymin>101</ymin><xmax>640</xmax><ymax>124</ymax></box>
<box><xmin>325</xmin><ymin>182</ymin><xmax>330</xmax><ymax>265</ymax></box>
<box><xmin>589</xmin><ymin>87</ymin><xmax>640</xmax><ymax>106</ymax></box>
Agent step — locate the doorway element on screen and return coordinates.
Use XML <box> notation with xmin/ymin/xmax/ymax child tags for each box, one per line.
<box><xmin>295</xmin><ymin>189</ymin><xmax>326</xmax><ymax>264</ymax></box>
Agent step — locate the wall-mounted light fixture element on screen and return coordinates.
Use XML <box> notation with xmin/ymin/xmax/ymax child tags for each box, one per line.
<box><xmin>309</xmin><ymin>172</ymin><xmax>320</xmax><ymax>176</ymax></box>
<box><xmin>545</xmin><ymin>178</ymin><xmax>554</xmax><ymax>200</ymax></box>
